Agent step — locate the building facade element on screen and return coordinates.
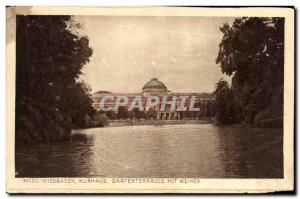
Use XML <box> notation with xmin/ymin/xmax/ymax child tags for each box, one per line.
<box><xmin>92</xmin><ymin>77</ymin><xmax>216</xmax><ymax>120</ymax></box>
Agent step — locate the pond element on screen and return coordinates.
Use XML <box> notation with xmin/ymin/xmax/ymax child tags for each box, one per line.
<box><xmin>15</xmin><ymin>124</ymin><xmax>283</xmax><ymax>178</ymax></box>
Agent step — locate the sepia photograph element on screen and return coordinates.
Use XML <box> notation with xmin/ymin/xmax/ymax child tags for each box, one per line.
<box><xmin>6</xmin><ymin>6</ymin><xmax>294</xmax><ymax>193</ymax></box>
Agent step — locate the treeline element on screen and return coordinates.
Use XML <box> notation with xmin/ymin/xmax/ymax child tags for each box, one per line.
<box><xmin>95</xmin><ymin>107</ymin><xmax>157</xmax><ymax>122</ymax></box>
<box><xmin>214</xmin><ymin>17</ymin><xmax>284</xmax><ymax>128</ymax></box>
<box><xmin>93</xmin><ymin>103</ymin><xmax>215</xmax><ymax>126</ymax></box>
<box><xmin>16</xmin><ymin>16</ymin><xmax>94</xmax><ymax>144</ymax></box>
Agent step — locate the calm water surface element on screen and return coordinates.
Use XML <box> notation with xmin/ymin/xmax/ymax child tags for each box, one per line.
<box><xmin>16</xmin><ymin>124</ymin><xmax>283</xmax><ymax>178</ymax></box>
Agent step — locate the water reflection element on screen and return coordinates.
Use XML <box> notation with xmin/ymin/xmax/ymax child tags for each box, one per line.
<box><xmin>16</xmin><ymin>133</ymin><xmax>95</xmax><ymax>177</ymax></box>
<box><xmin>15</xmin><ymin>124</ymin><xmax>283</xmax><ymax>178</ymax></box>
<box><xmin>217</xmin><ymin>126</ymin><xmax>283</xmax><ymax>178</ymax></box>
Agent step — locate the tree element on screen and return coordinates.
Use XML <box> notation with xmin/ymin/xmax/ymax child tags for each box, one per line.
<box><xmin>131</xmin><ymin>108</ymin><xmax>146</xmax><ymax>120</ymax></box>
<box><xmin>145</xmin><ymin>108</ymin><xmax>157</xmax><ymax>120</ymax></box>
<box><xmin>216</xmin><ymin>17</ymin><xmax>284</xmax><ymax>124</ymax></box>
<box><xmin>214</xmin><ymin>79</ymin><xmax>234</xmax><ymax>124</ymax></box>
<box><xmin>16</xmin><ymin>15</ymin><xmax>93</xmax><ymax>144</ymax></box>
<box><xmin>67</xmin><ymin>81</ymin><xmax>95</xmax><ymax>128</ymax></box>
<box><xmin>117</xmin><ymin>106</ymin><xmax>129</xmax><ymax>119</ymax></box>
<box><xmin>105</xmin><ymin>110</ymin><xmax>117</xmax><ymax>120</ymax></box>
<box><xmin>93</xmin><ymin>111</ymin><xmax>109</xmax><ymax>127</ymax></box>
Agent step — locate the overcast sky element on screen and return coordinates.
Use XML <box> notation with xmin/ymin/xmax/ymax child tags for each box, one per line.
<box><xmin>76</xmin><ymin>16</ymin><xmax>234</xmax><ymax>93</ymax></box>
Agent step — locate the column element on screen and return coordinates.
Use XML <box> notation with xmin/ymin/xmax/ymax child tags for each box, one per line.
<box><xmin>204</xmin><ymin>102</ymin><xmax>207</xmax><ymax>118</ymax></box>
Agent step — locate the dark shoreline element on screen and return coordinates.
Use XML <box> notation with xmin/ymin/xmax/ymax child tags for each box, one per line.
<box><xmin>107</xmin><ymin>119</ymin><xmax>213</xmax><ymax>127</ymax></box>
<box><xmin>77</xmin><ymin>118</ymin><xmax>283</xmax><ymax>130</ymax></box>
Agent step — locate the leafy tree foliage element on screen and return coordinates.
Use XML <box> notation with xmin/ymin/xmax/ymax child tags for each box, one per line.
<box><xmin>145</xmin><ymin>108</ymin><xmax>157</xmax><ymax>120</ymax></box>
<box><xmin>16</xmin><ymin>16</ymin><xmax>93</xmax><ymax>144</ymax></box>
<box><xmin>105</xmin><ymin>110</ymin><xmax>118</xmax><ymax>120</ymax></box>
<box><xmin>215</xmin><ymin>17</ymin><xmax>284</xmax><ymax>126</ymax></box>
<box><xmin>68</xmin><ymin>81</ymin><xmax>95</xmax><ymax>128</ymax></box>
<box><xmin>131</xmin><ymin>108</ymin><xmax>146</xmax><ymax>120</ymax></box>
<box><xmin>93</xmin><ymin>111</ymin><xmax>109</xmax><ymax>127</ymax></box>
<box><xmin>214</xmin><ymin>79</ymin><xmax>235</xmax><ymax>124</ymax></box>
<box><xmin>117</xmin><ymin>106</ymin><xmax>130</xmax><ymax>119</ymax></box>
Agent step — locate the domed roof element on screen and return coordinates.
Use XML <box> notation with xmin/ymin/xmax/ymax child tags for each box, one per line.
<box><xmin>142</xmin><ymin>78</ymin><xmax>168</xmax><ymax>92</ymax></box>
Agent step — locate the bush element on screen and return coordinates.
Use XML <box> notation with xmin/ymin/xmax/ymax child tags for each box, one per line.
<box><xmin>254</xmin><ymin>106</ymin><xmax>283</xmax><ymax>128</ymax></box>
<box><xmin>93</xmin><ymin>114</ymin><xmax>109</xmax><ymax>127</ymax></box>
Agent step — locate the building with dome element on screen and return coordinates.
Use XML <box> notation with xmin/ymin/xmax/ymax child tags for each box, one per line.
<box><xmin>142</xmin><ymin>78</ymin><xmax>170</xmax><ymax>95</ymax></box>
<box><xmin>92</xmin><ymin>77</ymin><xmax>215</xmax><ymax>120</ymax></box>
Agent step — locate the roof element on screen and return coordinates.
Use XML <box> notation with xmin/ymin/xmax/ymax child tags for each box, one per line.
<box><xmin>142</xmin><ymin>78</ymin><xmax>168</xmax><ymax>92</ymax></box>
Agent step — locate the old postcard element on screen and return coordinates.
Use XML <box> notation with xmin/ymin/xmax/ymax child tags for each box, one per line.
<box><xmin>6</xmin><ymin>6</ymin><xmax>294</xmax><ymax>193</ymax></box>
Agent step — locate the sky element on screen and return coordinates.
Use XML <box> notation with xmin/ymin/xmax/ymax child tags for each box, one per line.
<box><xmin>75</xmin><ymin>16</ymin><xmax>235</xmax><ymax>93</ymax></box>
